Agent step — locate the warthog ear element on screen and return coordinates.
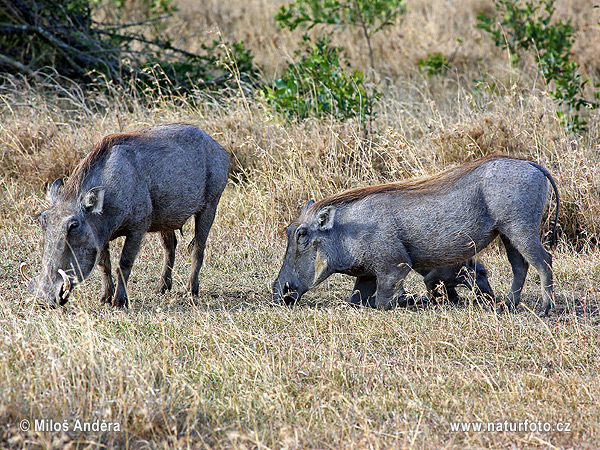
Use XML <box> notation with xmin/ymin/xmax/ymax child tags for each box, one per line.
<box><xmin>82</xmin><ymin>187</ymin><xmax>105</xmax><ymax>214</ymax></box>
<box><xmin>316</xmin><ymin>206</ymin><xmax>336</xmax><ymax>230</ymax></box>
<box><xmin>47</xmin><ymin>178</ymin><xmax>63</xmax><ymax>205</ymax></box>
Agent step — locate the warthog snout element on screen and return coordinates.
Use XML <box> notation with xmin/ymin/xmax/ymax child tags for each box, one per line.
<box><xmin>272</xmin><ymin>280</ymin><xmax>300</xmax><ymax>305</ymax></box>
<box><xmin>21</xmin><ymin>262</ymin><xmax>75</xmax><ymax>308</ymax></box>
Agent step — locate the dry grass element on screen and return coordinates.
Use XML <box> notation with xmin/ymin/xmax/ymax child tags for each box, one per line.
<box><xmin>2</xmin><ymin>0</ymin><xmax>600</xmax><ymax>448</ymax></box>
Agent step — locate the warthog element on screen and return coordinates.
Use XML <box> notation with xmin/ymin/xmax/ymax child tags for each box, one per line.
<box><xmin>22</xmin><ymin>123</ymin><xmax>230</xmax><ymax>308</ymax></box>
<box><xmin>346</xmin><ymin>259</ymin><xmax>495</xmax><ymax>306</ymax></box>
<box><xmin>419</xmin><ymin>260</ymin><xmax>494</xmax><ymax>304</ymax></box>
<box><xmin>273</xmin><ymin>156</ymin><xmax>559</xmax><ymax>315</ymax></box>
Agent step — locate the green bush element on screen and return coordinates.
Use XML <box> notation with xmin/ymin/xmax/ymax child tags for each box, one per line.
<box><xmin>478</xmin><ymin>0</ymin><xmax>598</xmax><ymax>132</ymax></box>
<box><xmin>267</xmin><ymin>0</ymin><xmax>404</xmax><ymax>124</ymax></box>
<box><xmin>263</xmin><ymin>35</ymin><xmax>376</xmax><ymax>121</ymax></box>
<box><xmin>0</xmin><ymin>0</ymin><xmax>259</xmax><ymax>94</ymax></box>
<box><xmin>419</xmin><ymin>52</ymin><xmax>450</xmax><ymax>77</ymax></box>
<box><xmin>276</xmin><ymin>0</ymin><xmax>405</xmax><ymax>70</ymax></box>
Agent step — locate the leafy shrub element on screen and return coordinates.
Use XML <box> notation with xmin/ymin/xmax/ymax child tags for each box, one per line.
<box><xmin>263</xmin><ymin>35</ymin><xmax>376</xmax><ymax>121</ymax></box>
<box><xmin>0</xmin><ymin>0</ymin><xmax>259</xmax><ymax>94</ymax></box>
<box><xmin>268</xmin><ymin>0</ymin><xmax>403</xmax><ymax>123</ymax></box>
<box><xmin>276</xmin><ymin>0</ymin><xmax>406</xmax><ymax>70</ymax></box>
<box><xmin>477</xmin><ymin>0</ymin><xmax>598</xmax><ymax>132</ymax></box>
<box><xmin>419</xmin><ymin>52</ymin><xmax>450</xmax><ymax>77</ymax></box>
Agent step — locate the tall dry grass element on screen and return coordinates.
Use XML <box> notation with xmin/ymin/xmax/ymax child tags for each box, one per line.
<box><xmin>3</xmin><ymin>70</ymin><xmax>599</xmax><ymax>244</ymax></box>
<box><xmin>1</xmin><ymin>0</ymin><xmax>600</xmax><ymax>449</ymax></box>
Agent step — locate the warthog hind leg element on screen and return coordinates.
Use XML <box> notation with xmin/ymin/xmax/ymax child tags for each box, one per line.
<box><xmin>501</xmin><ymin>235</ymin><xmax>529</xmax><ymax>311</ymax></box>
<box><xmin>187</xmin><ymin>202</ymin><xmax>219</xmax><ymax>297</ymax></box>
<box><xmin>156</xmin><ymin>230</ymin><xmax>177</xmax><ymax>294</ymax></box>
<box><xmin>502</xmin><ymin>233</ymin><xmax>553</xmax><ymax>315</ymax></box>
<box><xmin>516</xmin><ymin>237</ymin><xmax>553</xmax><ymax>316</ymax></box>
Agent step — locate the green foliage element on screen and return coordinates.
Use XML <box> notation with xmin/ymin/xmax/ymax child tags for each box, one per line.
<box><xmin>419</xmin><ymin>53</ymin><xmax>450</xmax><ymax>77</ymax></box>
<box><xmin>96</xmin><ymin>0</ymin><xmax>177</xmax><ymax>15</ymax></box>
<box><xmin>263</xmin><ymin>35</ymin><xmax>377</xmax><ymax>121</ymax></box>
<box><xmin>477</xmin><ymin>0</ymin><xmax>571</xmax><ymax>67</ymax></box>
<box><xmin>269</xmin><ymin>0</ymin><xmax>403</xmax><ymax>124</ymax></box>
<box><xmin>0</xmin><ymin>0</ymin><xmax>259</xmax><ymax>95</ymax></box>
<box><xmin>276</xmin><ymin>0</ymin><xmax>406</xmax><ymax>69</ymax></box>
<box><xmin>276</xmin><ymin>0</ymin><xmax>405</xmax><ymax>33</ymax></box>
<box><xmin>142</xmin><ymin>40</ymin><xmax>259</xmax><ymax>93</ymax></box>
<box><xmin>477</xmin><ymin>0</ymin><xmax>597</xmax><ymax>133</ymax></box>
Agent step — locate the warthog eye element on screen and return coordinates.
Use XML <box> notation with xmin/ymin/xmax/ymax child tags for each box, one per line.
<box><xmin>295</xmin><ymin>226</ymin><xmax>310</xmax><ymax>248</ymax></box>
<box><xmin>67</xmin><ymin>218</ymin><xmax>80</xmax><ymax>233</ymax></box>
<box><xmin>296</xmin><ymin>227</ymin><xmax>307</xmax><ymax>240</ymax></box>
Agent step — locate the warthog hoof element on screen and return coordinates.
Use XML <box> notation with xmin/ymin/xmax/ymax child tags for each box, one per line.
<box><xmin>112</xmin><ymin>292</ymin><xmax>129</xmax><ymax>309</ymax></box>
<box><xmin>155</xmin><ymin>279</ymin><xmax>172</xmax><ymax>294</ymax></box>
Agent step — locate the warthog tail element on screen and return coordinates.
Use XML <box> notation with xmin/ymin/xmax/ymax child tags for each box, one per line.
<box><xmin>528</xmin><ymin>161</ymin><xmax>560</xmax><ymax>248</ymax></box>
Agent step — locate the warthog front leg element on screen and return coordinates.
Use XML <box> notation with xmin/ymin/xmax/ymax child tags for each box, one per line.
<box><xmin>349</xmin><ymin>276</ymin><xmax>377</xmax><ymax>307</ymax></box>
<box><xmin>422</xmin><ymin>272</ymin><xmax>461</xmax><ymax>304</ymax></box>
<box><xmin>156</xmin><ymin>230</ymin><xmax>177</xmax><ymax>294</ymax></box>
<box><xmin>98</xmin><ymin>244</ymin><xmax>114</xmax><ymax>305</ymax></box>
<box><xmin>113</xmin><ymin>231</ymin><xmax>145</xmax><ymax>308</ymax></box>
<box><xmin>374</xmin><ymin>262</ymin><xmax>413</xmax><ymax>310</ymax></box>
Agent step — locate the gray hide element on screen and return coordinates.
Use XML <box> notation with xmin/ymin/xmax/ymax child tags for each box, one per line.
<box><xmin>418</xmin><ymin>260</ymin><xmax>495</xmax><ymax>304</ymax></box>
<box><xmin>346</xmin><ymin>259</ymin><xmax>495</xmax><ymax>307</ymax></box>
<box><xmin>27</xmin><ymin>123</ymin><xmax>230</xmax><ymax>308</ymax></box>
<box><xmin>273</xmin><ymin>156</ymin><xmax>559</xmax><ymax>315</ymax></box>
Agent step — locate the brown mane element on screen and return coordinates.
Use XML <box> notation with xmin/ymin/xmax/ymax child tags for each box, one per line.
<box><xmin>62</xmin><ymin>132</ymin><xmax>139</xmax><ymax>198</ymax></box>
<box><xmin>308</xmin><ymin>154</ymin><xmax>521</xmax><ymax>213</ymax></box>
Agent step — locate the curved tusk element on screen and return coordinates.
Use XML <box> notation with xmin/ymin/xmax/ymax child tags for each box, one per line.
<box><xmin>285</xmin><ymin>282</ymin><xmax>290</xmax><ymax>291</ymax></box>
<box><xmin>19</xmin><ymin>263</ymin><xmax>31</xmax><ymax>283</ymax></box>
<box><xmin>58</xmin><ymin>269</ymin><xmax>71</xmax><ymax>298</ymax></box>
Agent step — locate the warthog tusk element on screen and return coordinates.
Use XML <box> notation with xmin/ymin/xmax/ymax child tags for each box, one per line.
<box><xmin>285</xmin><ymin>282</ymin><xmax>290</xmax><ymax>291</ymax></box>
<box><xmin>19</xmin><ymin>262</ymin><xmax>30</xmax><ymax>283</ymax></box>
<box><xmin>58</xmin><ymin>269</ymin><xmax>71</xmax><ymax>299</ymax></box>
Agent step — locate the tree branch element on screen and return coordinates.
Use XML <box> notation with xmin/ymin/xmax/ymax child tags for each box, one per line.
<box><xmin>0</xmin><ymin>52</ymin><xmax>36</xmax><ymax>76</ymax></box>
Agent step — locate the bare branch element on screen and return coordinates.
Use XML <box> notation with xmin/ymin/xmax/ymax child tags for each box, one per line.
<box><xmin>0</xmin><ymin>52</ymin><xmax>36</xmax><ymax>76</ymax></box>
<box><xmin>95</xmin><ymin>13</ymin><xmax>172</xmax><ymax>31</ymax></box>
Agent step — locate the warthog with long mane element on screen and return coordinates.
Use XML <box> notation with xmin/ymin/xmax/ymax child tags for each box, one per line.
<box><xmin>273</xmin><ymin>155</ymin><xmax>559</xmax><ymax>315</ymax></box>
<box><xmin>22</xmin><ymin>123</ymin><xmax>230</xmax><ymax>308</ymax></box>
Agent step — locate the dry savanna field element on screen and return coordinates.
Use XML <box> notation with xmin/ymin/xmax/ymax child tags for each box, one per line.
<box><xmin>1</xmin><ymin>0</ymin><xmax>600</xmax><ymax>448</ymax></box>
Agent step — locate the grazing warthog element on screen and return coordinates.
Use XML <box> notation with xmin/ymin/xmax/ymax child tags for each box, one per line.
<box><xmin>273</xmin><ymin>156</ymin><xmax>559</xmax><ymax>315</ymax></box>
<box><xmin>22</xmin><ymin>124</ymin><xmax>230</xmax><ymax>308</ymax></box>
<box><xmin>346</xmin><ymin>259</ymin><xmax>495</xmax><ymax>306</ymax></box>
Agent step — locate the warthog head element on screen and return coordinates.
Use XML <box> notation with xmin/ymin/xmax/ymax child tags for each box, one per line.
<box><xmin>459</xmin><ymin>260</ymin><xmax>494</xmax><ymax>300</ymax></box>
<box><xmin>273</xmin><ymin>202</ymin><xmax>336</xmax><ymax>305</ymax></box>
<box><xmin>24</xmin><ymin>178</ymin><xmax>105</xmax><ymax>307</ymax></box>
